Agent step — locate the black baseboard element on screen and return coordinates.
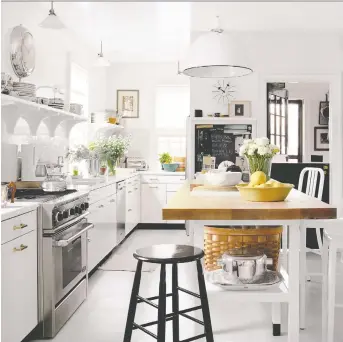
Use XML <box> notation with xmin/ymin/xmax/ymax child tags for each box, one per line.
<box><xmin>137</xmin><ymin>223</ymin><xmax>185</xmax><ymax>230</ymax></box>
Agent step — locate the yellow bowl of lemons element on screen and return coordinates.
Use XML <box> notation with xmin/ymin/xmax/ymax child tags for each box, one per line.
<box><xmin>236</xmin><ymin>171</ymin><xmax>294</xmax><ymax>202</ymax></box>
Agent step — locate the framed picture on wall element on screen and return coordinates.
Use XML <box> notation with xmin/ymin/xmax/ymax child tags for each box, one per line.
<box><xmin>318</xmin><ymin>101</ymin><xmax>329</xmax><ymax>125</ymax></box>
<box><xmin>314</xmin><ymin>126</ymin><xmax>329</xmax><ymax>151</ymax></box>
<box><xmin>229</xmin><ymin>101</ymin><xmax>251</xmax><ymax>117</ymax></box>
<box><xmin>117</xmin><ymin>90</ymin><xmax>139</xmax><ymax>118</ymax></box>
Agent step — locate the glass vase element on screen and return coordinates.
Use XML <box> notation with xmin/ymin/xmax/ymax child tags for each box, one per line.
<box><xmin>246</xmin><ymin>156</ymin><xmax>272</xmax><ymax>179</ymax></box>
<box><xmin>107</xmin><ymin>159</ymin><xmax>117</xmax><ymax>176</ymax></box>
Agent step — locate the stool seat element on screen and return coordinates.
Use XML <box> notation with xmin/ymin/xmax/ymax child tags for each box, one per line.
<box><xmin>134</xmin><ymin>244</ymin><xmax>204</xmax><ymax>264</ymax></box>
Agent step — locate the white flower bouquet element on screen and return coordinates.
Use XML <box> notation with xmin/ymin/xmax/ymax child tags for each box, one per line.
<box><xmin>239</xmin><ymin>137</ymin><xmax>280</xmax><ymax>176</ymax></box>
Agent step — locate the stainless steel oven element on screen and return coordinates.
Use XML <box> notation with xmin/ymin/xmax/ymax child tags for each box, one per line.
<box><xmin>53</xmin><ymin>218</ymin><xmax>92</xmax><ymax>303</ymax></box>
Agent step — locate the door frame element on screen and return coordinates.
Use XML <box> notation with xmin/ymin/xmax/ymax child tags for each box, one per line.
<box><xmin>259</xmin><ymin>73</ymin><xmax>342</xmax><ymax>210</ymax></box>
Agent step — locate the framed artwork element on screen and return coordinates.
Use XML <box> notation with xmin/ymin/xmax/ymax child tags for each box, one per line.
<box><xmin>229</xmin><ymin>101</ymin><xmax>251</xmax><ymax>117</ymax></box>
<box><xmin>314</xmin><ymin>126</ymin><xmax>329</xmax><ymax>151</ymax></box>
<box><xmin>318</xmin><ymin>101</ymin><xmax>329</xmax><ymax>125</ymax></box>
<box><xmin>116</xmin><ymin>90</ymin><xmax>139</xmax><ymax>118</ymax></box>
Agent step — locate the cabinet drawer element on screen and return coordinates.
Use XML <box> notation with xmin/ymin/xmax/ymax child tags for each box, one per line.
<box><xmin>89</xmin><ymin>183</ymin><xmax>116</xmax><ymax>204</ymax></box>
<box><xmin>1</xmin><ymin>210</ymin><xmax>37</xmax><ymax>244</ymax></box>
<box><xmin>1</xmin><ymin>230</ymin><xmax>38</xmax><ymax>342</ymax></box>
<box><xmin>141</xmin><ymin>175</ymin><xmax>185</xmax><ymax>184</ymax></box>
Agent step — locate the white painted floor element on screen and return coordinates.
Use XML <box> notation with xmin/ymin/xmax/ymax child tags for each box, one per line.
<box><xmin>33</xmin><ymin>229</ymin><xmax>343</xmax><ymax>342</ymax></box>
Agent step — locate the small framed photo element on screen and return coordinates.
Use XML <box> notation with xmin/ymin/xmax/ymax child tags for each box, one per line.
<box><xmin>229</xmin><ymin>101</ymin><xmax>251</xmax><ymax>117</ymax></box>
<box><xmin>319</xmin><ymin>101</ymin><xmax>329</xmax><ymax>125</ymax></box>
<box><xmin>314</xmin><ymin>126</ymin><xmax>329</xmax><ymax>151</ymax></box>
<box><xmin>116</xmin><ymin>90</ymin><xmax>139</xmax><ymax>118</ymax></box>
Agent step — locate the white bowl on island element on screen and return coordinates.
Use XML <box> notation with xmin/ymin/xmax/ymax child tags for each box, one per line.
<box><xmin>204</xmin><ymin>170</ymin><xmax>242</xmax><ymax>187</ymax></box>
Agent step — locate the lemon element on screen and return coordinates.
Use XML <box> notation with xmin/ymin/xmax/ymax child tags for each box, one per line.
<box><xmin>250</xmin><ymin>171</ymin><xmax>267</xmax><ymax>186</ymax></box>
<box><xmin>248</xmin><ymin>182</ymin><xmax>255</xmax><ymax>187</ymax></box>
<box><xmin>272</xmin><ymin>181</ymin><xmax>281</xmax><ymax>187</ymax></box>
<box><xmin>266</xmin><ymin>179</ymin><xmax>275</xmax><ymax>185</ymax></box>
<box><xmin>256</xmin><ymin>183</ymin><xmax>272</xmax><ymax>188</ymax></box>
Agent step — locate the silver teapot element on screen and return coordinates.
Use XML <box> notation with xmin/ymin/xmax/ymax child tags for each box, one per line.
<box><xmin>217</xmin><ymin>253</ymin><xmax>273</xmax><ymax>281</ymax></box>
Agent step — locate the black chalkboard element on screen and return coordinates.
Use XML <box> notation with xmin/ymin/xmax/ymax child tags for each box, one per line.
<box><xmin>195</xmin><ymin>125</ymin><xmax>235</xmax><ymax>171</ymax></box>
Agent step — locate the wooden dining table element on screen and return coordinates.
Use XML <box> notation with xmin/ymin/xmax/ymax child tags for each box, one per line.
<box><xmin>163</xmin><ymin>182</ymin><xmax>337</xmax><ymax>342</ymax></box>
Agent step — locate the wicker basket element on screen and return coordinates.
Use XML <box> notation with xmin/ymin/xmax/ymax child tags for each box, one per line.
<box><xmin>204</xmin><ymin>226</ymin><xmax>283</xmax><ymax>271</ymax></box>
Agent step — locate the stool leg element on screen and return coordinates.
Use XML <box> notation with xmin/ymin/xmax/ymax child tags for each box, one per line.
<box><xmin>123</xmin><ymin>260</ymin><xmax>143</xmax><ymax>342</ymax></box>
<box><xmin>157</xmin><ymin>264</ymin><xmax>167</xmax><ymax>342</ymax></box>
<box><xmin>196</xmin><ymin>260</ymin><xmax>214</xmax><ymax>342</ymax></box>
<box><xmin>327</xmin><ymin>243</ymin><xmax>337</xmax><ymax>342</ymax></box>
<box><xmin>172</xmin><ymin>263</ymin><xmax>180</xmax><ymax>342</ymax></box>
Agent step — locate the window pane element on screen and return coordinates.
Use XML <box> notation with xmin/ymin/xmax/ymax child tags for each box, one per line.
<box><xmin>281</xmin><ymin>136</ymin><xmax>286</xmax><ymax>154</ymax></box>
<box><xmin>275</xmin><ymin>135</ymin><xmax>280</xmax><ymax>147</ymax></box>
<box><xmin>269</xmin><ymin>103</ymin><xmax>275</xmax><ymax>115</ymax></box>
<box><xmin>281</xmin><ymin>117</ymin><xmax>286</xmax><ymax>135</ymax></box>
<box><xmin>157</xmin><ymin>136</ymin><xmax>186</xmax><ymax>157</ymax></box>
<box><xmin>270</xmin><ymin>115</ymin><xmax>275</xmax><ymax>134</ymax></box>
<box><xmin>288</xmin><ymin>103</ymin><xmax>299</xmax><ymax>155</ymax></box>
<box><xmin>276</xmin><ymin>116</ymin><xmax>280</xmax><ymax>135</ymax></box>
<box><xmin>281</xmin><ymin>100</ymin><xmax>286</xmax><ymax>117</ymax></box>
<box><xmin>155</xmin><ymin>86</ymin><xmax>190</xmax><ymax>129</ymax></box>
<box><xmin>270</xmin><ymin>134</ymin><xmax>275</xmax><ymax>144</ymax></box>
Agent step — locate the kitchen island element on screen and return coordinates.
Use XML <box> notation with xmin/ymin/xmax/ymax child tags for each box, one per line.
<box><xmin>163</xmin><ymin>182</ymin><xmax>337</xmax><ymax>342</ymax></box>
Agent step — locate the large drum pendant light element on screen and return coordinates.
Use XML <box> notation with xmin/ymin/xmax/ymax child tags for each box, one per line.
<box><xmin>181</xmin><ymin>16</ymin><xmax>253</xmax><ymax>78</ymax></box>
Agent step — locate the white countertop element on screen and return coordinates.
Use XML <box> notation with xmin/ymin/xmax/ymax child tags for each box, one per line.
<box><xmin>1</xmin><ymin>202</ymin><xmax>39</xmax><ymax>222</ymax></box>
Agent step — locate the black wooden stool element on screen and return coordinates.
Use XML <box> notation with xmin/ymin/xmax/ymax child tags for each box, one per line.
<box><xmin>123</xmin><ymin>244</ymin><xmax>214</xmax><ymax>342</ymax></box>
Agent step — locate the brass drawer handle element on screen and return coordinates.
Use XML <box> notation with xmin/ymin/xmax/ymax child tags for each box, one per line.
<box><xmin>134</xmin><ymin>187</ymin><xmax>138</xmax><ymax>190</ymax></box>
<box><xmin>109</xmin><ymin>199</ymin><xmax>116</xmax><ymax>203</ymax></box>
<box><xmin>13</xmin><ymin>244</ymin><xmax>28</xmax><ymax>252</ymax></box>
<box><xmin>128</xmin><ymin>209</ymin><xmax>132</xmax><ymax>212</ymax></box>
<box><xmin>98</xmin><ymin>204</ymin><xmax>105</xmax><ymax>208</ymax></box>
<box><xmin>13</xmin><ymin>223</ymin><xmax>28</xmax><ymax>230</ymax></box>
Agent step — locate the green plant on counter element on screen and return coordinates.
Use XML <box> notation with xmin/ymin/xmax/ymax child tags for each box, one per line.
<box><xmin>90</xmin><ymin>135</ymin><xmax>131</xmax><ymax>175</ymax></box>
<box><xmin>159</xmin><ymin>152</ymin><xmax>172</xmax><ymax>164</ymax></box>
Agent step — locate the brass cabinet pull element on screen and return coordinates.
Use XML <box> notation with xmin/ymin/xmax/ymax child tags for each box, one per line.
<box><xmin>128</xmin><ymin>209</ymin><xmax>132</xmax><ymax>212</ymax></box>
<box><xmin>149</xmin><ymin>185</ymin><xmax>159</xmax><ymax>188</ymax></box>
<box><xmin>13</xmin><ymin>223</ymin><xmax>28</xmax><ymax>230</ymax></box>
<box><xmin>13</xmin><ymin>244</ymin><xmax>28</xmax><ymax>252</ymax></box>
<box><xmin>128</xmin><ymin>191</ymin><xmax>132</xmax><ymax>193</ymax></box>
<box><xmin>98</xmin><ymin>204</ymin><xmax>105</xmax><ymax>208</ymax></box>
<box><xmin>134</xmin><ymin>187</ymin><xmax>138</xmax><ymax>190</ymax></box>
<box><xmin>109</xmin><ymin>199</ymin><xmax>116</xmax><ymax>203</ymax></box>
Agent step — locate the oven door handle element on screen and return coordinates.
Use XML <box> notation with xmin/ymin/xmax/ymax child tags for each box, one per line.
<box><xmin>54</xmin><ymin>223</ymin><xmax>94</xmax><ymax>247</ymax></box>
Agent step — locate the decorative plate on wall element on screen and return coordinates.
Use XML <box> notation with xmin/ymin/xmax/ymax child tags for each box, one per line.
<box><xmin>10</xmin><ymin>25</ymin><xmax>35</xmax><ymax>79</ymax></box>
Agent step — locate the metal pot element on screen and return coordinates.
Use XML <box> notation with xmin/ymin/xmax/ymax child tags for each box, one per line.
<box><xmin>41</xmin><ymin>175</ymin><xmax>67</xmax><ymax>192</ymax></box>
<box><xmin>217</xmin><ymin>253</ymin><xmax>273</xmax><ymax>281</ymax></box>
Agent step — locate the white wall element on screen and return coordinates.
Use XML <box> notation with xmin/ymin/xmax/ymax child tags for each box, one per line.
<box><xmin>286</xmin><ymin>82</ymin><xmax>330</xmax><ymax>163</ymax></box>
<box><xmin>106</xmin><ymin>62</ymin><xmax>189</xmax><ymax>168</ymax></box>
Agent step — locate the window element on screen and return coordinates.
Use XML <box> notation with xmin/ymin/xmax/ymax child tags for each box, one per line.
<box><xmin>267</xmin><ymin>84</ymin><xmax>303</xmax><ymax>162</ymax></box>
<box><xmin>155</xmin><ymin>85</ymin><xmax>189</xmax><ymax>130</ymax></box>
<box><xmin>69</xmin><ymin>62</ymin><xmax>88</xmax><ymax>147</ymax></box>
<box><xmin>155</xmin><ymin>85</ymin><xmax>189</xmax><ymax>158</ymax></box>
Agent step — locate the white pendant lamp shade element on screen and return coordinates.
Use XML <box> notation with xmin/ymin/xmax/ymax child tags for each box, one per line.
<box><xmin>94</xmin><ymin>41</ymin><xmax>110</xmax><ymax>67</ymax></box>
<box><xmin>181</xmin><ymin>18</ymin><xmax>253</xmax><ymax>78</ymax></box>
<box><xmin>39</xmin><ymin>2</ymin><xmax>65</xmax><ymax>29</ymax></box>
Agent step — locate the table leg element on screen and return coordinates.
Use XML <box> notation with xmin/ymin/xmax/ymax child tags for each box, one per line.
<box><xmin>288</xmin><ymin>223</ymin><xmax>300</xmax><ymax>342</ymax></box>
<box><xmin>282</xmin><ymin>225</ymin><xmax>288</xmax><ymax>272</ymax></box>
<box><xmin>300</xmin><ymin>225</ymin><xmax>306</xmax><ymax>330</ymax></box>
<box><xmin>186</xmin><ymin>220</ymin><xmax>195</xmax><ymax>246</ymax></box>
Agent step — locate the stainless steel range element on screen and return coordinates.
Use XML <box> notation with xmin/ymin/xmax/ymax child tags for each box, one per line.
<box><xmin>16</xmin><ymin>189</ymin><xmax>93</xmax><ymax>338</ymax></box>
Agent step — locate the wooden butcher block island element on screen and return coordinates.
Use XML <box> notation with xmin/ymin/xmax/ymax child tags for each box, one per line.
<box><xmin>162</xmin><ymin>182</ymin><xmax>337</xmax><ymax>221</ymax></box>
<box><xmin>162</xmin><ymin>181</ymin><xmax>337</xmax><ymax>342</ymax></box>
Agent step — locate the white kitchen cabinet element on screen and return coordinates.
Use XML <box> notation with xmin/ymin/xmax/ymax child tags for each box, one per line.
<box><xmin>1</xmin><ymin>230</ymin><xmax>38</xmax><ymax>342</ymax></box>
<box><xmin>125</xmin><ymin>176</ymin><xmax>140</xmax><ymax>235</ymax></box>
<box><xmin>141</xmin><ymin>183</ymin><xmax>167</xmax><ymax>223</ymax></box>
<box><xmin>87</xmin><ymin>194</ymin><xmax>117</xmax><ymax>272</ymax></box>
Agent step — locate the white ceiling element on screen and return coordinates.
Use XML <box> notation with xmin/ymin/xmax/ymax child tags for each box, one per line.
<box><xmin>12</xmin><ymin>2</ymin><xmax>343</xmax><ymax>63</ymax></box>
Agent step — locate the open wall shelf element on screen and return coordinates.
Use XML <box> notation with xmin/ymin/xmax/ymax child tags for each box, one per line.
<box><xmin>1</xmin><ymin>94</ymin><xmax>87</xmax><ymax>137</ymax></box>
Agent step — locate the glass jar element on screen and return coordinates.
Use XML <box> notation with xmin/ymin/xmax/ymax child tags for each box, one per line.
<box><xmin>246</xmin><ymin>156</ymin><xmax>272</xmax><ymax>179</ymax></box>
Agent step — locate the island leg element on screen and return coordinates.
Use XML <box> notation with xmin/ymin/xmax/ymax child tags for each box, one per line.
<box><xmin>288</xmin><ymin>222</ymin><xmax>300</xmax><ymax>342</ymax></box>
<box><xmin>300</xmin><ymin>225</ymin><xmax>307</xmax><ymax>330</ymax></box>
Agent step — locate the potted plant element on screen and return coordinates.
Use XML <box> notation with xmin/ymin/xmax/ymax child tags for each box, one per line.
<box><xmin>239</xmin><ymin>137</ymin><xmax>280</xmax><ymax>179</ymax></box>
<box><xmin>159</xmin><ymin>152</ymin><xmax>179</xmax><ymax>172</ymax></box>
<box><xmin>91</xmin><ymin>135</ymin><xmax>131</xmax><ymax>175</ymax></box>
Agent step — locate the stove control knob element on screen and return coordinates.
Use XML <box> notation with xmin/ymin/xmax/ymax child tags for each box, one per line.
<box><xmin>75</xmin><ymin>206</ymin><xmax>81</xmax><ymax>214</ymax></box>
<box><xmin>84</xmin><ymin>202</ymin><xmax>89</xmax><ymax>210</ymax></box>
<box><xmin>69</xmin><ymin>208</ymin><xmax>75</xmax><ymax>216</ymax></box>
<box><xmin>63</xmin><ymin>210</ymin><xmax>69</xmax><ymax>219</ymax></box>
<box><xmin>55</xmin><ymin>212</ymin><xmax>63</xmax><ymax>222</ymax></box>
<box><xmin>80</xmin><ymin>203</ymin><xmax>85</xmax><ymax>210</ymax></box>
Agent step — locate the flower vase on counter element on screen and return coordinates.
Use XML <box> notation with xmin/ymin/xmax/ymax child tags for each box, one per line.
<box><xmin>239</xmin><ymin>137</ymin><xmax>280</xmax><ymax>180</ymax></box>
<box><xmin>107</xmin><ymin>159</ymin><xmax>117</xmax><ymax>176</ymax></box>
